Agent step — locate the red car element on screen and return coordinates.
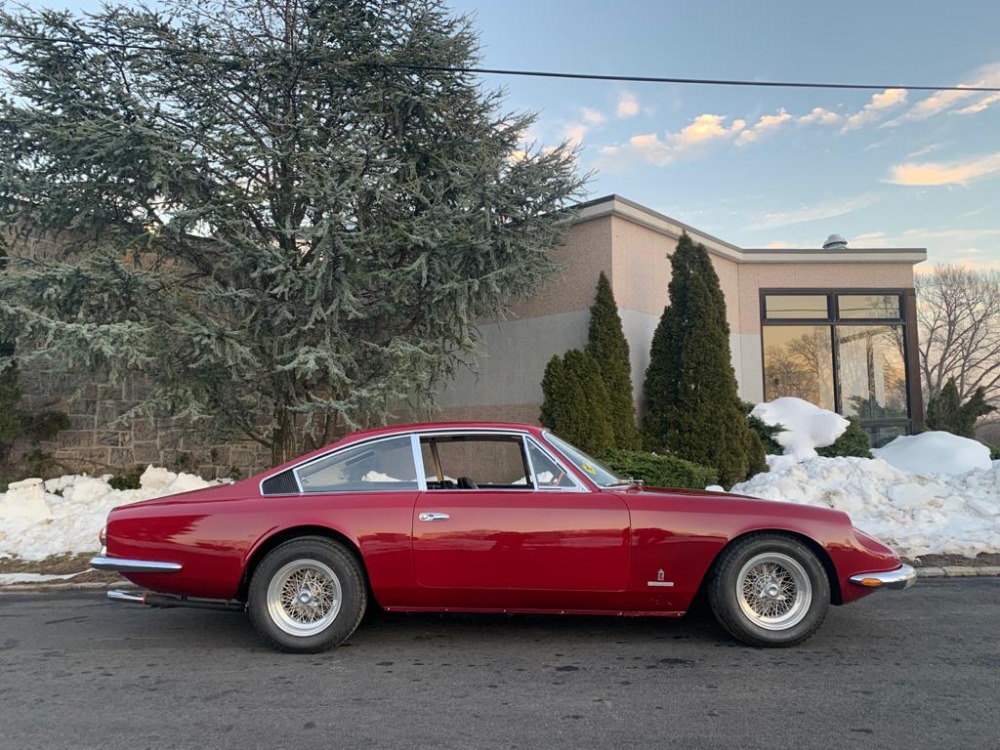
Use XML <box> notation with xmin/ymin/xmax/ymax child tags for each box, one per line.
<box><xmin>92</xmin><ymin>422</ymin><xmax>915</xmax><ymax>651</ymax></box>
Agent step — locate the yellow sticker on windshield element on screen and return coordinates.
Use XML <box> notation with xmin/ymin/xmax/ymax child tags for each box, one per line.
<box><xmin>581</xmin><ymin>461</ymin><xmax>596</xmax><ymax>475</ymax></box>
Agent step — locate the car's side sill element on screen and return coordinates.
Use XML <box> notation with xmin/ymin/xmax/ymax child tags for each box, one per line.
<box><xmin>383</xmin><ymin>606</ymin><xmax>686</xmax><ymax>617</ymax></box>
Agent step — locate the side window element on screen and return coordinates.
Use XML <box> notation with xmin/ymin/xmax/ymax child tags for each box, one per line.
<box><xmin>422</xmin><ymin>436</ymin><xmax>530</xmax><ymax>490</ymax></box>
<box><xmin>296</xmin><ymin>436</ymin><xmax>418</xmax><ymax>493</ymax></box>
<box><xmin>526</xmin><ymin>441</ymin><xmax>578</xmax><ymax>489</ymax></box>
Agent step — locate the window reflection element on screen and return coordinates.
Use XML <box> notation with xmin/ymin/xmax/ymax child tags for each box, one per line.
<box><xmin>762</xmin><ymin>326</ymin><xmax>835</xmax><ymax>410</ymax></box>
<box><xmin>836</xmin><ymin>326</ymin><xmax>908</xmax><ymax>419</ymax></box>
<box><xmin>764</xmin><ymin>295</ymin><xmax>829</xmax><ymax>319</ymax></box>
<box><xmin>837</xmin><ymin>294</ymin><xmax>901</xmax><ymax>320</ymax></box>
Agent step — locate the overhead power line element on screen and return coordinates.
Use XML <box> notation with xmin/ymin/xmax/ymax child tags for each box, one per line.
<box><xmin>1</xmin><ymin>32</ymin><xmax>999</xmax><ymax>93</ymax></box>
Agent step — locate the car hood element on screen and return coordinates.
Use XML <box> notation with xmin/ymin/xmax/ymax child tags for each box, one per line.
<box><xmin>622</xmin><ymin>484</ymin><xmax>852</xmax><ymax>524</ymax></box>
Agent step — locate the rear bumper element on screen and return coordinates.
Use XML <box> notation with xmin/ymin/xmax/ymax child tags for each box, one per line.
<box><xmin>849</xmin><ymin>564</ymin><xmax>917</xmax><ymax>590</ymax></box>
<box><xmin>90</xmin><ymin>556</ymin><xmax>182</xmax><ymax>574</ymax></box>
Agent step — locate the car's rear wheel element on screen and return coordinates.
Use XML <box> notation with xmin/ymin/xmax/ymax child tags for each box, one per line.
<box><xmin>708</xmin><ymin>534</ymin><xmax>830</xmax><ymax>647</ymax></box>
<box><xmin>248</xmin><ymin>537</ymin><xmax>367</xmax><ymax>653</ymax></box>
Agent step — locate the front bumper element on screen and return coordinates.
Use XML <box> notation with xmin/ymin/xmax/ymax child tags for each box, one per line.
<box><xmin>90</xmin><ymin>556</ymin><xmax>182</xmax><ymax>574</ymax></box>
<box><xmin>849</xmin><ymin>564</ymin><xmax>917</xmax><ymax>590</ymax></box>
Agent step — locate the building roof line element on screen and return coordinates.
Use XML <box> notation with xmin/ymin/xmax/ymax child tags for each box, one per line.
<box><xmin>572</xmin><ymin>194</ymin><xmax>927</xmax><ymax>266</ymax></box>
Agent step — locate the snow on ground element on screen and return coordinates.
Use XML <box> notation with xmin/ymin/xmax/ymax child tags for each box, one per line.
<box><xmin>752</xmin><ymin>397</ymin><xmax>849</xmax><ymax>462</ymax></box>
<box><xmin>730</xmin><ymin>431</ymin><xmax>1000</xmax><ymax>558</ymax></box>
<box><xmin>0</xmin><ymin>467</ymin><xmax>218</xmax><ymax>562</ymax></box>
<box><xmin>873</xmin><ymin>431</ymin><xmax>993</xmax><ymax>475</ymax></box>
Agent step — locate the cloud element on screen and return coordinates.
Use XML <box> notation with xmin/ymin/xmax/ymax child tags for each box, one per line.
<box><xmin>798</xmin><ymin>107</ymin><xmax>841</xmax><ymax>126</ymax></box>
<box><xmin>563</xmin><ymin>123</ymin><xmax>587</xmax><ymax>148</ymax></box>
<box><xmin>886</xmin><ymin>151</ymin><xmax>1000</xmax><ymax>186</ymax></box>
<box><xmin>954</xmin><ymin>91</ymin><xmax>1000</xmax><ymax>115</ymax></box>
<box><xmin>617</xmin><ymin>91</ymin><xmax>639</xmax><ymax>118</ymax></box>
<box><xmin>617</xmin><ymin>114</ymin><xmax>747</xmax><ymax>165</ymax></box>
<box><xmin>841</xmin><ymin>88</ymin><xmax>908</xmax><ymax>132</ymax></box>
<box><xmin>743</xmin><ymin>194</ymin><xmax>878</xmax><ymax>231</ymax></box>
<box><xmin>581</xmin><ymin>107</ymin><xmax>606</xmax><ymax>125</ymax></box>
<box><xmin>881</xmin><ymin>62</ymin><xmax>1000</xmax><ymax>126</ymax></box>
<box><xmin>736</xmin><ymin>109</ymin><xmax>793</xmax><ymax>146</ymax></box>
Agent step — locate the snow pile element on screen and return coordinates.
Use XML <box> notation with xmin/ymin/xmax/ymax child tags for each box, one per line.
<box><xmin>0</xmin><ymin>466</ymin><xmax>218</xmax><ymax>561</ymax></box>
<box><xmin>873</xmin><ymin>431</ymin><xmax>992</xmax><ymax>475</ymax></box>
<box><xmin>730</xmin><ymin>454</ymin><xmax>1000</xmax><ymax>558</ymax></box>
<box><xmin>752</xmin><ymin>397</ymin><xmax>849</xmax><ymax>468</ymax></box>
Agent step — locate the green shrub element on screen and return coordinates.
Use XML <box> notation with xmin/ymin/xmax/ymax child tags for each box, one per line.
<box><xmin>990</xmin><ymin>445</ymin><xmax>1000</xmax><ymax>461</ymax></box>
<box><xmin>817</xmin><ymin>417</ymin><xmax>872</xmax><ymax>458</ymax></box>
<box><xmin>599</xmin><ymin>448</ymin><xmax>718</xmax><ymax>490</ymax></box>
<box><xmin>539</xmin><ymin>349</ymin><xmax>615</xmax><ymax>456</ymax></box>
<box><xmin>926</xmin><ymin>378</ymin><xmax>995</xmax><ymax>438</ymax></box>
<box><xmin>743</xmin><ymin>402</ymin><xmax>783</xmax><ymax>455</ymax></box>
<box><xmin>108</xmin><ymin>470</ymin><xmax>143</xmax><ymax>491</ymax></box>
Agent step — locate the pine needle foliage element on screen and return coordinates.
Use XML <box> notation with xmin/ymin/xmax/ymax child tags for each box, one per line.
<box><xmin>586</xmin><ymin>272</ymin><xmax>640</xmax><ymax>449</ymax></box>
<box><xmin>0</xmin><ymin>0</ymin><xmax>586</xmax><ymax>464</ymax></box>
<box><xmin>926</xmin><ymin>378</ymin><xmax>995</xmax><ymax>438</ymax></box>
<box><xmin>641</xmin><ymin>233</ymin><xmax>763</xmax><ymax>486</ymax></box>
<box><xmin>539</xmin><ymin>349</ymin><xmax>614</xmax><ymax>455</ymax></box>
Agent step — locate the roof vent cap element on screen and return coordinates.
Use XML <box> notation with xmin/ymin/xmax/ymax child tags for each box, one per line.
<box><xmin>822</xmin><ymin>233</ymin><xmax>848</xmax><ymax>250</ymax></box>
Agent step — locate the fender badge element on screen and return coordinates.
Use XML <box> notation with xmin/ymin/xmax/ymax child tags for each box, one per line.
<box><xmin>647</xmin><ymin>568</ymin><xmax>674</xmax><ymax>587</ymax></box>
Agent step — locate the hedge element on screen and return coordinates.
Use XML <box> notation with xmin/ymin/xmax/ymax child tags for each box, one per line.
<box><xmin>599</xmin><ymin>448</ymin><xmax>718</xmax><ymax>490</ymax></box>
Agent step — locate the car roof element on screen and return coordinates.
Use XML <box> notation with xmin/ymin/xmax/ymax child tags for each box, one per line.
<box><xmin>264</xmin><ymin>422</ymin><xmax>547</xmax><ymax>475</ymax></box>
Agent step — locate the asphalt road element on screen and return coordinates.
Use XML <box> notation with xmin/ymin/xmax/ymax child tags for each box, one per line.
<box><xmin>0</xmin><ymin>579</ymin><xmax>998</xmax><ymax>750</ymax></box>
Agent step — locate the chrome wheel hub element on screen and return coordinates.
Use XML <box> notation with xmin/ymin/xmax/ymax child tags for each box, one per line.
<box><xmin>266</xmin><ymin>559</ymin><xmax>343</xmax><ymax>637</ymax></box>
<box><xmin>736</xmin><ymin>552</ymin><xmax>813</xmax><ymax>631</ymax></box>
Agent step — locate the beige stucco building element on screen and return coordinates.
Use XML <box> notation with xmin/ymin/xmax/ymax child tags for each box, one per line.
<box><xmin>436</xmin><ymin>195</ymin><xmax>927</xmax><ymax>447</ymax></box>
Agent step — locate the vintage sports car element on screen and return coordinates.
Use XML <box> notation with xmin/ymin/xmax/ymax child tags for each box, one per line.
<box><xmin>92</xmin><ymin>422</ymin><xmax>915</xmax><ymax>652</ymax></box>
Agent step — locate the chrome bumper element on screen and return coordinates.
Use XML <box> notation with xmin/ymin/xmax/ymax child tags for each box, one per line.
<box><xmin>849</xmin><ymin>564</ymin><xmax>917</xmax><ymax>590</ymax></box>
<box><xmin>90</xmin><ymin>556</ymin><xmax>182</xmax><ymax>573</ymax></box>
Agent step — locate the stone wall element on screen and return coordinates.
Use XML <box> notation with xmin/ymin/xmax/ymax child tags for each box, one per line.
<box><xmin>13</xmin><ymin>365</ymin><xmax>272</xmax><ymax>480</ymax></box>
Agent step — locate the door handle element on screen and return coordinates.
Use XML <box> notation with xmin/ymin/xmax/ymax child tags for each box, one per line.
<box><xmin>418</xmin><ymin>512</ymin><xmax>450</xmax><ymax>522</ymax></box>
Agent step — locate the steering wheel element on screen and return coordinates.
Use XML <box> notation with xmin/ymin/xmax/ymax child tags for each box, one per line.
<box><xmin>457</xmin><ymin>476</ymin><xmax>479</xmax><ymax>490</ymax></box>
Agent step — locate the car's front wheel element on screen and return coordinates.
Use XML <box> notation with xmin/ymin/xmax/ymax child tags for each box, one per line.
<box><xmin>708</xmin><ymin>534</ymin><xmax>830</xmax><ymax>647</ymax></box>
<box><xmin>248</xmin><ymin>537</ymin><xmax>367</xmax><ymax>653</ymax></box>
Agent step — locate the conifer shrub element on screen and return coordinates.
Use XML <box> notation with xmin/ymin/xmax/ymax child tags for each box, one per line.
<box><xmin>926</xmin><ymin>378</ymin><xmax>995</xmax><ymax>438</ymax></box>
<box><xmin>817</xmin><ymin>417</ymin><xmax>872</xmax><ymax>458</ymax></box>
<box><xmin>586</xmin><ymin>272</ymin><xmax>640</xmax><ymax>449</ymax></box>
<box><xmin>599</xmin><ymin>448</ymin><xmax>718</xmax><ymax>490</ymax></box>
<box><xmin>539</xmin><ymin>349</ymin><xmax>615</xmax><ymax>456</ymax></box>
<box><xmin>641</xmin><ymin>234</ymin><xmax>764</xmax><ymax>485</ymax></box>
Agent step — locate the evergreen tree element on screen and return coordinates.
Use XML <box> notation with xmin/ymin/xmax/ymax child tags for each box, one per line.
<box><xmin>539</xmin><ymin>349</ymin><xmax>614</xmax><ymax>455</ymax></box>
<box><xmin>0</xmin><ymin>0</ymin><xmax>585</xmax><ymax>464</ymax></box>
<box><xmin>586</xmin><ymin>272</ymin><xmax>640</xmax><ymax>449</ymax></box>
<box><xmin>641</xmin><ymin>233</ymin><xmax>762</xmax><ymax>485</ymax></box>
<box><xmin>926</xmin><ymin>378</ymin><xmax>995</xmax><ymax>438</ymax></box>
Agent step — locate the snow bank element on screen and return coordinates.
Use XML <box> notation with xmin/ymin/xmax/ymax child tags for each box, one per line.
<box><xmin>752</xmin><ymin>397</ymin><xmax>849</xmax><ymax>464</ymax></box>
<box><xmin>874</xmin><ymin>431</ymin><xmax>992</xmax><ymax>475</ymax></box>
<box><xmin>730</xmin><ymin>456</ymin><xmax>1000</xmax><ymax>558</ymax></box>
<box><xmin>0</xmin><ymin>467</ymin><xmax>218</xmax><ymax>561</ymax></box>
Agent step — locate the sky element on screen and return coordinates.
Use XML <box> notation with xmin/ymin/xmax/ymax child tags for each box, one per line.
<box><xmin>40</xmin><ymin>1</ymin><xmax>1000</xmax><ymax>268</ymax></box>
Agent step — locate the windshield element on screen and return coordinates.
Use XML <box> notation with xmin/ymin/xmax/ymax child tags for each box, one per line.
<box><xmin>542</xmin><ymin>432</ymin><xmax>625</xmax><ymax>488</ymax></box>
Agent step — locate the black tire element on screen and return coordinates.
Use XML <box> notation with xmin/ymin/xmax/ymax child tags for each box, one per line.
<box><xmin>708</xmin><ymin>534</ymin><xmax>830</xmax><ymax>648</ymax></box>
<box><xmin>247</xmin><ymin>537</ymin><xmax>367</xmax><ymax>653</ymax></box>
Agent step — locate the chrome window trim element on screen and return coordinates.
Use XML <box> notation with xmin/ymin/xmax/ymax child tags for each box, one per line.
<box><xmin>520</xmin><ymin>435</ymin><xmax>539</xmax><ymax>491</ymax></box>
<box><xmin>259</xmin><ymin>427</ymin><xmax>539</xmax><ymax>496</ymax></box>
<box><xmin>524</xmin><ymin>436</ymin><xmax>588</xmax><ymax>492</ymax></box>
<box><xmin>264</xmin><ymin>434</ymin><xmax>421</xmax><ymax>496</ymax></box>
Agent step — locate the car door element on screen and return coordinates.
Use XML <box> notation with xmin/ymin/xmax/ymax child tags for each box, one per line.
<box><xmin>411</xmin><ymin>432</ymin><xmax>631</xmax><ymax>594</ymax></box>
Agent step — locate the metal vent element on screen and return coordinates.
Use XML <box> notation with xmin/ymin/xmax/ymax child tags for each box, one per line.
<box><xmin>261</xmin><ymin>470</ymin><xmax>298</xmax><ymax>495</ymax></box>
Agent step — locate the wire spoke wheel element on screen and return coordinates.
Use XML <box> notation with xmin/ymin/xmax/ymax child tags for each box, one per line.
<box><xmin>266</xmin><ymin>559</ymin><xmax>343</xmax><ymax>637</ymax></box>
<box><xmin>736</xmin><ymin>552</ymin><xmax>812</xmax><ymax>631</ymax></box>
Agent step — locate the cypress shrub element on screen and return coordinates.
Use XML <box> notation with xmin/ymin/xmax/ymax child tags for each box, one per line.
<box><xmin>641</xmin><ymin>234</ymin><xmax>764</xmax><ymax>485</ymax></box>
<box><xmin>539</xmin><ymin>349</ymin><xmax>615</xmax><ymax>455</ymax></box>
<box><xmin>586</xmin><ymin>272</ymin><xmax>640</xmax><ymax>449</ymax></box>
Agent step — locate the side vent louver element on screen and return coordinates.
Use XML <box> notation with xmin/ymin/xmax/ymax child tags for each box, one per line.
<box><xmin>262</xmin><ymin>470</ymin><xmax>298</xmax><ymax>495</ymax></box>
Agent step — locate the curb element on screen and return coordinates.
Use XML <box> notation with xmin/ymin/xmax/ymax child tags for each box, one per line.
<box><xmin>3</xmin><ymin>567</ymin><xmax>1000</xmax><ymax>594</ymax></box>
<box><xmin>914</xmin><ymin>565</ymin><xmax>1000</xmax><ymax>578</ymax></box>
